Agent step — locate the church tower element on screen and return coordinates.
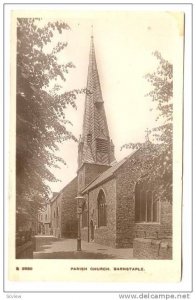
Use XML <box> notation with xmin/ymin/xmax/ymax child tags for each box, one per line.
<box><xmin>77</xmin><ymin>35</ymin><xmax>115</xmax><ymax>193</ymax></box>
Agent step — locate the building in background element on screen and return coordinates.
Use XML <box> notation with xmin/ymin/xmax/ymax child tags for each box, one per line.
<box><xmin>37</xmin><ymin>199</ymin><xmax>52</xmax><ymax>235</ymax></box>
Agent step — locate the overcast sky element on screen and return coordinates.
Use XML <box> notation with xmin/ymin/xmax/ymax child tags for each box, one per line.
<box><xmin>44</xmin><ymin>11</ymin><xmax>183</xmax><ymax>193</ymax></box>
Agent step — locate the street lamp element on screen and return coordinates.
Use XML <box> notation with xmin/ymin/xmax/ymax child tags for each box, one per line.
<box><xmin>75</xmin><ymin>195</ymin><xmax>85</xmax><ymax>251</ymax></box>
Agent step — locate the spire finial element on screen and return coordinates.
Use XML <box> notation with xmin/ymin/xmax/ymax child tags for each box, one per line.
<box><xmin>91</xmin><ymin>25</ymin><xmax>93</xmax><ymax>39</ymax></box>
<box><xmin>145</xmin><ymin>128</ymin><xmax>151</xmax><ymax>142</ymax></box>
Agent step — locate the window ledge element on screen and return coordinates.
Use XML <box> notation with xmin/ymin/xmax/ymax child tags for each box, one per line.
<box><xmin>135</xmin><ymin>222</ymin><xmax>160</xmax><ymax>225</ymax></box>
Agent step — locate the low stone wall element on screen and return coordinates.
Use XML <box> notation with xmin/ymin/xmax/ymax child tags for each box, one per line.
<box><xmin>16</xmin><ymin>239</ymin><xmax>35</xmax><ymax>259</ymax></box>
<box><xmin>134</xmin><ymin>224</ymin><xmax>160</xmax><ymax>239</ymax></box>
<box><xmin>34</xmin><ymin>235</ymin><xmax>58</xmax><ymax>252</ymax></box>
<box><xmin>133</xmin><ymin>238</ymin><xmax>172</xmax><ymax>259</ymax></box>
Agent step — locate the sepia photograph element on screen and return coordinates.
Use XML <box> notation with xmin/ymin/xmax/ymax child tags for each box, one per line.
<box><xmin>7</xmin><ymin>7</ymin><xmax>185</xmax><ymax>283</ymax></box>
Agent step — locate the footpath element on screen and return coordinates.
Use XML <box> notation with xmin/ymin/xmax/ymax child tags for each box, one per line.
<box><xmin>33</xmin><ymin>236</ymin><xmax>133</xmax><ymax>259</ymax></box>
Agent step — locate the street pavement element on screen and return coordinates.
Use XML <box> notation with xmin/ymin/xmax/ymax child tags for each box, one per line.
<box><xmin>33</xmin><ymin>236</ymin><xmax>133</xmax><ymax>259</ymax></box>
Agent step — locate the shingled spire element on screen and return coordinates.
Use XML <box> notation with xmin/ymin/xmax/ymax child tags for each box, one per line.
<box><xmin>78</xmin><ymin>35</ymin><xmax>115</xmax><ymax>170</ymax></box>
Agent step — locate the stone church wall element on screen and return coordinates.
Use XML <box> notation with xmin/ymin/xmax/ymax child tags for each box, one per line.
<box><xmin>134</xmin><ymin>199</ymin><xmax>172</xmax><ymax>239</ymax></box>
<box><xmin>85</xmin><ymin>163</ymin><xmax>110</xmax><ymax>188</ymax></box>
<box><xmin>78</xmin><ymin>163</ymin><xmax>110</xmax><ymax>193</ymax></box>
<box><xmin>115</xmin><ymin>149</ymin><xmax>172</xmax><ymax>248</ymax></box>
<box><xmin>80</xmin><ymin>148</ymin><xmax>172</xmax><ymax>249</ymax></box>
<box><xmin>61</xmin><ymin>177</ymin><xmax>78</xmax><ymax>238</ymax></box>
<box><xmin>81</xmin><ymin>178</ymin><xmax>116</xmax><ymax>247</ymax></box>
<box><xmin>115</xmin><ymin>152</ymin><xmax>144</xmax><ymax>248</ymax></box>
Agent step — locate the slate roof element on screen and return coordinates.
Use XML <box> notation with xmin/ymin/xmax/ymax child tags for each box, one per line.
<box><xmin>82</xmin><ymin>36</ymin><xmax>108</xmax><ymax>140</ymax></box>
<box><xmin>79</xmin><ymin>36</ymin><xmax>113</xmax><ymax>166</ymax></box>
<box><xmin>81</xmin><ymin>149</ymin><xmax>139</xmax><ymax>193</ymax></box>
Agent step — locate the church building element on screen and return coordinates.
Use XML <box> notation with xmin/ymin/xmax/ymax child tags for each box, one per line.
<box><xmin>47</xmin><ymin>35</ymin><xmax>172</xmax><ymax>249</ymax></box>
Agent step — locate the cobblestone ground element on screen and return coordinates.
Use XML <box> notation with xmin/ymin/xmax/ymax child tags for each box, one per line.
<box><xmin>33</xmin><ymin>236</ymin><xmax>133</xmax><ymax>259</ymax></box>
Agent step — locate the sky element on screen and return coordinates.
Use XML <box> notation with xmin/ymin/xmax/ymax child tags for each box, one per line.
<box><xmin>43</xmin><ymin>10</ymin><xmax>183</xmax><ymax>193</ymax></box>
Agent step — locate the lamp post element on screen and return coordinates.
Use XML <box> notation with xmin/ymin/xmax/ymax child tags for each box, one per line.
<box><xmin>75</xmin><ymin>195</ymin><xmax>85</xmax><ymax>251</ymax></box>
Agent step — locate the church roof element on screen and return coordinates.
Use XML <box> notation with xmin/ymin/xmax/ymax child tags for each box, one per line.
<box><xmin>51</xmin><ymin>176</ymin><xmax>77</xmax><ymax>203</ymax></box>
<box><xmin>81</xmin><ymin>149</ymin><xmax>139</xmax><ymax>193</ymax></box>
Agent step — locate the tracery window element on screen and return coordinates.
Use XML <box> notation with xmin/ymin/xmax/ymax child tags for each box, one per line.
<box><xmin>97</xmin><ymin>190</ymin><xmax>107</xmax><ymax>227</ymax></box>
<box><xmin>135</xmin><ymin>180</ymin><xmax>160</xmax><ymax>223</ymax></box>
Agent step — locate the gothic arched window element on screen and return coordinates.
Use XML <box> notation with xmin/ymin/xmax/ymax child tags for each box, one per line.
<box><xmin>135</xmin><ymin>180</ymin><xmax>160</xmax><ymax>223</ymax></box>
<box><xmin>97</xmin><ymin>190</ymin><xmax>107</xmax><ymax>227</ymax></box>
<box><xmin>82</xmin><ymin>202</ymin><xmax>88</xmax><ymax>228</ymax></box>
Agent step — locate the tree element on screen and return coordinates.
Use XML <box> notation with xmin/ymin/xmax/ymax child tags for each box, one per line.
<box><xmin>16</xmin><ymin>18</ymin><xmax>82</xmax><ymax>228</ymax></box>
<box><xmin>122</xmin><ymin>51</ymin><xmax>173</xmax><ymax>202</ymax></box>
<box><xmin>145</xmin><ymin>51</ymin><xmax>173</xmax><ymax>148</ymax></box>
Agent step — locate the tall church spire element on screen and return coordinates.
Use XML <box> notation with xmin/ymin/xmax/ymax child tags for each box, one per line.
<box><xmin>78</xmin><ymin>35</ymin><xmax>115</xmax><ymax>170</ymax></box>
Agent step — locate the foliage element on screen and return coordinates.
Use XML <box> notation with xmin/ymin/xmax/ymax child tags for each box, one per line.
<box><xmin>145</xmin><ymin>51</ymin><xmax>173</xmax><ymax>147</ymax></box>
<box><xmin>122</xmin><ymin>51</ymin><xmax>173</xmax><ymax>202</ymax></box>
<box><xmin>16</xmin><ymin>18</ymin><xmax>82</xmax><ymax>223</ymax></box>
